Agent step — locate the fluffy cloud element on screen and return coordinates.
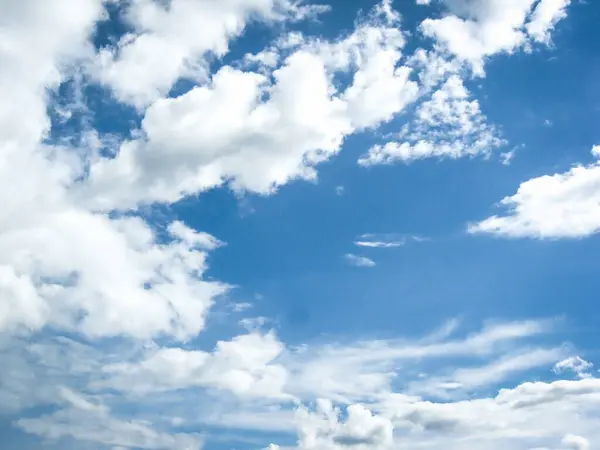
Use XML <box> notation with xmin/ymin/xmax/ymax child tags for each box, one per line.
<box><xmin>0</xmin><ymin>209</ymin><xmax>228</xmax><ymax>339</ymax></box>
<box><xmin>97</xmin><ymin>332</ymin><xmax>291</xmax><ymax>400</ymax></box>
<box><xmin>469</xmin><ymin>146</ymin><xmax>600</xmax><ymax>238</ymax></box>
<box><xmin>359</xmin><ymin>74</ymin><xmax>503</xmax><ymax>165</ymax></box>
<box><xmin>77</xmin><ymin>8</ymin><xmax>419</xmax><ymax>210</ymax></box>
<box><xmin>554</xmin><ymin>356</ymin><xmax>594</xmax><ymax>379</ymax></box>
<box><xmin>91</xmin><ymin>0</ymin><xmax>329</xmax><ymax>107</ymax></box>
<box><xmin>17</xmin><ymin>388</ymin><xmax>203</xmax><ymax>450</ymax></box>
<box><xmin>293</xmin><ymin>400</ymin><xmax>393</xmax><ymax>450</ymax></box>
<box><xmin>420</xmin><ymin>0</ymin><xmax>571</xmax><ymax>75</ymax></box>
<box><xmin>526</xmin><ymin>0</ymin><xmax>572</xmax><ymax>44</ymax></box>
<box><xmin>8</xmin><ymin>317</ymin><xmax>594</xmax><ymax>450</ymax></box>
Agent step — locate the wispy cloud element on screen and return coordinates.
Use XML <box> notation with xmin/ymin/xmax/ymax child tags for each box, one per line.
<box><xmin>554</xmin><ymin>356</ymin><xmax>594</xmax><ymax>379</ymax></box>
<box><xmin>344</xmin><ymin>254</ymin><xmax>376</xmax><ymax>267</ymax></box>
<box><xmin>354</xmin><ymin>234</ymin><xmax>429</xmax><ymax>248</ymax></box>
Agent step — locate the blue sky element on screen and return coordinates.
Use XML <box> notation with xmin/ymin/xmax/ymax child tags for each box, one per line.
<box><xmin>1</xmin><ymin>0</ymin><xmax>600</xmax><ymax>449</ymax></box>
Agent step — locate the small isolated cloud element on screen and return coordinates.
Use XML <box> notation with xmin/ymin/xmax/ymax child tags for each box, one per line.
<box><xmin>553</xmin><ymin>356</ymin><xmax>594</xmax><ymax>379</ymax></box>
<box><xmin>233</xmin><ymin>302</ymin><xmax>253</xmax><ymax>313</ymax></box>
<box><xmin>240</xmin><ymin>316</ymin><xmax>269</xmax><ymax>331</ymax></box>
<box><xmin>500</xmin><ymin>149</ymin><xmax>517</xmax><ymax>166</ymax></box>
<box><xmin>469</xmin><ymin>145</ymin><xmax>600</xmax><ymax>239</ymax></box>
<box><xmin>335</xmin><ymin>185</ymin><xmax>345</xmax><ymax>196</ymax></box>
<box><xmin>345</xmin><ymin>254</ymin><xmax>376</xmax><ymax>267</ymax></box>
<box><xmin>354</xmin><ymin>234</ymin><xmax>429</xmax><ymax>248</ymax></box>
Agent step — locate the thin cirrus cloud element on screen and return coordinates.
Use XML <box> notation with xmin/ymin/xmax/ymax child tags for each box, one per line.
<box><xmin>354</xmin><ymin>233</ymin><xmax>430</xmax><ymax>248</ymax></box>
<box><xmin>345</xmin><ymin>253</ymin><xmax>377</xmax><ymax>267</ymax></box>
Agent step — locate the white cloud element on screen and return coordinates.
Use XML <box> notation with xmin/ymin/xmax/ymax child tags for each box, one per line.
<box><xmin>17</xmin><ymin>388</ymin><xmax>203</xmax><ymax>450</ymax></box>
<box><xmin>354</xmin><ymin>241</ymin><xmax>403</xmax><ymax>248</ymax></box>
<box><xmin>526</xmin><ymin>0</ymin><xmax>572</xmax><ymax>44</ymax></box>
<box><xmin>344</xmin><ymin>254</ymin><xmax>377</xmax><ymax>267</ymax></box>
<box><xmin>354</xmin><ymin>234</ymin><xmax>429</xmax><ymax>248</ymax></box>
<box><xmin>282</xmin><ymin>319</ymin><xmax>554</xmax><ymax>403</ymax></box>
<box><xmin>420</xmin><ymin>0</ymin><xmax>571</xmax><ymax>75</ymax></box>
<box><xmin>78</xmin><ymin>52</ymin><xmax>352</xmax><ymax>209</ymax></box>
<box><xmin>469</xmin><ymin>146</ymin><xmax>600</xmax><ymax>238</ymax></box>
<box><xmin>408</xmin><ymin>348</ymin><xmax>566</xmax><ymax>398</ymax></box>
<box><xmin>562</xmin><ymin>434</ymin><xmax>590</xmax><ymax>450</ymax></box>
<box><xmin>91</xmin><ymin>0</ymin><xmax>329</xmax><ymax>108</ymax></box>
<box><xmin>97</xmin><ymin>332</ymin><xmax>291</xmax><ymax>400</ymax></box>
<box><xmin>75</xmin><ymin>3</ymin><xmax>421</xmax><ymax>210</ymax></box>
<box><xmin>359</xmin><ymin>75</ymin><xmax>503</xmax><ymax>165</ymax></box>
<box><xmin>293</xmin><ymin>400</ymin><xmax>393</xmax><ymax>450</ymax></box>
<box><xmin>64</xmin><ymin>0</ymin><xmax>571</xmax><ymax>204</ymax></box>
<box><xmin>554</xmin><ymin>356</ymin><xmax>594</xmax><ymax>379</ymax></box>
<box><xmin>4</xmin><ymin>317</ymin><xmax>597</xmax><ymax>449</ymax></box>
<box><xmin>501</xmin><ymin>148</ymin><xmax>517</xmax><ymax>165</ymax></box>
<box><xmin>0</xmin><ymin>210</ymin><xmax>228</xmax><ymax>339</ymax></box>
<box><xmin>267</xmin><ymin>377</ymin><xmax>600</xmax><ymax>450</ymax></box>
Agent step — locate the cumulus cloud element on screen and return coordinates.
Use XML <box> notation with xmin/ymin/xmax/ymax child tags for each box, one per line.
<box><xmin>294</xmin><ymin>400</ymin><xmax>393</xmax><ymax>450</ymax></box>
<box><xmin>359</xmin><ymin>74</ymin><xmax>504</xmax><ymax>165</ymax></box>
<box><xmin>526</xmin><ymin>0</ymin><xmax>572</xmax><ymax>44</ymax></box>
<box><xmin>469</xmin><ymin>146</ymin><xmax>600</xmax><ymax>238</ymax></box>
<box><xmin>554</xmin><ymin>357</ymin><xmax>594</xmax><ymax>379</ymax></box>
<box><xmin>75</xmin><ymin>6</ymin><xmax>420</xmax><ymax>210</ymax></box>
<box><xmin>3</xmin><ymin>315</ymin><xmax>597</xmax><ymax>449</ymax></box>
<box><xmin>97</xmin><ymin>332</ymin><xmax>291</xmax><ymax>400</ymax></box>
<box><xmin>91</xmin><ymin>0</ymin><xmax>330</xmax><ymax>108</ymax></box>
<box><xmin>562</xmin><ymin>434</ymin><xmax>590</xmax><ymax>450</ymax></box>
<box><xmin>420</xmin><ymin>0</ymin><xmax>571</xmax><ymax>75</ymax></box>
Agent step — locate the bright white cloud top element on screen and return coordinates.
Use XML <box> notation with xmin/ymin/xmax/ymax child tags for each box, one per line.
<box><xmin>0</xmin><ymin>0</ymin><xmax>598</xmax><ymax>449</ymax></box>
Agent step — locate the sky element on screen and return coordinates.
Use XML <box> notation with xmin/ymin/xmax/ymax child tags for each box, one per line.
<box><xmin>0</xmin><ymin>0</ymin><xmax>599</xmax><ymax>449</ymax></box>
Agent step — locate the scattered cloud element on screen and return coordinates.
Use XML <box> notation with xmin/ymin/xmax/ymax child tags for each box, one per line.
<box><xmin>500</xmin><ymin>148</ymin><xmax>517</xmax><ymax>165</ymax></box>
<box><xmin>469</xmin><ymin>145</ymin><xmax>600</xmax><ymax>238</ymax></box>
<box><xmin>354</xmin><ymin>234</ymin><xmax>429</xmax><ymax>248</ymax></box>
<box><xmin>360</xmin><ymin>75</ymin><xmax>504</xmax><ymax>165</ymax></box>
<box><xmin>77</xmin><ymin>5</ymin><xmax>419</xmax><ymax>210</ymax></box>
<box><xmin>554</xmin><ymin>356</ymin><xmax>594</xmax><ymax>379</ymax></box>
<box><xmin>526</xmin><ymin>0</ymin><xmax>572</xmax><ymax>45</ymax></box>
<box><xmin>345</xmin><ymin>254</ymin><xmax>377</xmax><ymax>267</ymax></box>
<box><xmin>420</xmin><ymin>0</ymin><xmax>571</xmax><ymax>75</ymax></box>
